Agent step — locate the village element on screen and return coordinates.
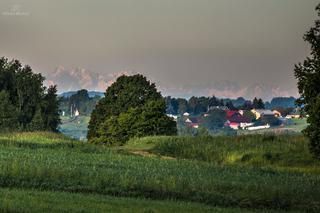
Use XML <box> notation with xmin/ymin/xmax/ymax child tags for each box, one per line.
<box><xmin>167</xmin><ymin>106</ymin><xmax>305</xmax><ymax>134</ymax></box>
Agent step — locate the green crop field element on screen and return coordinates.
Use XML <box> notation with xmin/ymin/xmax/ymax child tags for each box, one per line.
<box><xmin>0</xmin><ymin>132</ymin><xmax>319</xmax><ymax>212</ymax></box>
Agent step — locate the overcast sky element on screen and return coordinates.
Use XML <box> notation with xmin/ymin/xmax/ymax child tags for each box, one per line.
<box><xmin>0</xmin><ymin>0</ymin><xmax>318</xmax><ymax>99</ymax></box>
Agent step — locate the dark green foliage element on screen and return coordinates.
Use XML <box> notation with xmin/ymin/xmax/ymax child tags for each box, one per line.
<box><xmin>0</xmin><ymin>91</ymin><xmax>18</xmax><ymax>131</ymax></box>
<box><xmin>252</xmin><ymin>97</ymin><xmax>265</xmax><ymax>109</ymax></box>
<box><xmin>88</xmin><ymin>74</ymin><xmax>176</xmax><ymax>143</ymax></box>
<box><xmin>59</xmin><ymin>89</ymin><xmax>101</xmax><ymax>116</ymax></box>
<box><xmin>257</xmin><ymin>116</ymin><xmax>280</xmax><ymax>126</ymax></box>
<box><xmin>41</xmin><ymin>86</ymin><xmax>60</xmax><ymax>132</ymax></box>
<box><xmin>0</xmin><ymin>57</ymin><xmax>60</xmax><ymax>132</ymax></box>
<box><xmin>188</xmin><ymin>96</ymin><xmax>209</xmax><ymax>115</ymax></box>
<box><xmin>305</xmin><ymin>96</ymin><xmax>320</xmax><ymax>158</ymax></box>
<box><xmin>203</xmin><ymin>109</ymin><xmax>227</xmax><ymax>131</ymax></box>
<box><xmin>243</xmin><ymin>110</ymin><xmax>256</xmax><ymax>122</ymax></box>
<box><xmin>96</xmin><ymin>100</ymin><xmax>177</xmax><ymax>145</ymax></box>
<box><xmin>294</xmin><ymin>4</ymin><xmax>320</xmax><ymax>158</ymax></box>
<box><xmin>269</xmin><ymin>97</ymin><xmax>296</xmax><ymax>109</ymax></box>
<box><xmin>226</xmin><ymin>101</ymin><xmax>237</xmax><ymax>110</ymax></box>
<box><xmin>177</xmin><ymin>98</ymin><xmax>188</xmax><ymax>114</ymax></box>
<box><xmin>239</xmin><ymin>101</ymin><xmax>253</xmax><ymax>110</ymax></box>
<box><xmin>165</xmin><ymin>96</ymin><xmax>179</xmax><ymax>115</ymax></box>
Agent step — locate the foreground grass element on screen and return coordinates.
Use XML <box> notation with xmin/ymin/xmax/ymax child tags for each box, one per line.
<box><xmin>0</xmin><ymin>188</ymin><xmax>237</xmax><ymax>213</ymax></box>
<box><xmin>0</xmin><ymin>132</ymin><xmax>319</xmax><ymax>212</ymax></box>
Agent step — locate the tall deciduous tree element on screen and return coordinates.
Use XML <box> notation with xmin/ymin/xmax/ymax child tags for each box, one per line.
<box><xmin>88</xmin><ymin>74</ymin><xmax>175</xmax><ymax>142</ymax></box>
<box><xmin>294</xmin><ymin>4</ymin><xmax>320</xmax><ymax>158</ymax></box>
<box><xmin>0</xmin><ymin>57</ymin><xmax>60</xmax><ymax>132</ymax></box>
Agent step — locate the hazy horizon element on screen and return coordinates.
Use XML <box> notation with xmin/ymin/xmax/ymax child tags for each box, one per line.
<box><xmin>1</xmin><ymin>0</ymin><xmax>318</xmax><ymax>100</ymax></box>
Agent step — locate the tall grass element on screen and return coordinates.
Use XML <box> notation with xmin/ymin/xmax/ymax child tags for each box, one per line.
<box><xmin>0</xmin><ymin>132</ymin><xmax>319</xmax><ymax>212</ymax></box>
<box><xmin>128</xmin><ymin>135</ymin><xmax>319</xmax><ymax>170</ymax></box>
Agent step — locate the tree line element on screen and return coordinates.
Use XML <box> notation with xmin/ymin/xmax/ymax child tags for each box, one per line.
<box><xmin>59</xmin><ymin>89</ymin><xmax>101</xmax><ymax>116</ymax></box>
<box><xmin>165</xmin><ymin>96</ymin><xmax>265</xmax><ymax>115</ymax></box>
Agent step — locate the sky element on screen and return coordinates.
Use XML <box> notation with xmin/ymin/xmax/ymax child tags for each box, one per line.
<box><xmin>0</xmin><ymin>0</ymin><xmax>318</xmax><ymax>100</ymax></box>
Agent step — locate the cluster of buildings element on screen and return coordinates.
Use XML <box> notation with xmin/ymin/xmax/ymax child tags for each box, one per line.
<box><xmin>168</xmin><ymin>107</ymin><xmax>302</xmax><ymax>132</ymax></box>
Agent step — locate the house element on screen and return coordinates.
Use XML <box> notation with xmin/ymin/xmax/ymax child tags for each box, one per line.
<box><xmin>226</xmin><ymin>110</ymin><xmax>252</xmax><ymax>130</ymax></box>
<box><xmin>227</xmin><ymin>121</ymin><xmax>240</xmax><ymax>130</ymax></box>
<box><xmin>272</xmin><ymin>110</ymin><xmax>282</xmax><ymax>118</ymax></box>
<box><xmin>251</xmin><ymin>109</ymin><xmax>275</xmax><ymax>120</ymax></box>
<box><xmin>74</xmin><ymin>109</ymin><xmax>80</xmax><ymax>117</ymax></box>
<box><xmin>183</xmin><ymin>112</ymin><xmax>190</xmax><ymax>116</ymax></box>
<box><xmin>185</xmin><ymin>117</ymin><xmax>199</xmax><ymax>129</ymax></box>
<box><xmin>285</xmin><ymin>114</ymin><xmax>301</xmax><ymax>119</ymax></box>
<box><xmin>167</xmin><ymin>114</ymin><xmax>178</xmax><ymax>121</ymax></box>
<box><xmin>247</xmin><ymin>124</ymin><xmax>270</xmax><ymax>131</ymax></box>
<box><xmin>227</xmin><ymin>110</ymin><xmax>251</xmax><ymax>122</ymax></box>
<box><xmin>240</xmin><ymin>122</ymin><xmax>254</xmax><ymax>129</ymax></box>
<box><xmin>285</xmin><ymin>108</ymin><xmax>301</xmax><ymax>119</ymax></box>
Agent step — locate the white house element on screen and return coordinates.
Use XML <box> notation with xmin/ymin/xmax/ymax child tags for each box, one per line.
<box><xmin>248</xmin><ymin>124</ymin><xmax>270</xmax><ymax>131</ymax></box>
<box><xmin>74</xmin><ymin>109</ymin><xmax>80</xmax><ymax>117</ymax></box>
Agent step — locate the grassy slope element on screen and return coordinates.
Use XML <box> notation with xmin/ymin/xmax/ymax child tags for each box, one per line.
<box><xmin>126</xmin><ymin>135</ymin><xmax>320</xmax><ymax>173</ymax></box>
<box><xmin>0</xmin><ymin>132</ymin><xmax>319</xmax><ymax>212</ymax></box>
<box><xmin>0</xmin><ymin>188</ymin><xmax>239</xmax><ymax>213</ymax></box>
<box><xmin>59</xmin><ymin>116</ymin><xmax>90</xmax><ymax>140</ymax></box>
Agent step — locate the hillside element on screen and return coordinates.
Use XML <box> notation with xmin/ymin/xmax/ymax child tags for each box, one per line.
<box><xmin>0</xmin><ymin>132</ymin><xmax>319</xmax><ymax>212</ymax></box>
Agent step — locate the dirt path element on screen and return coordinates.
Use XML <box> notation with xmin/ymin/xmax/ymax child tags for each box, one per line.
<box><xmin>130</xmin><ymin>150</ymin><xmax>176</xmax><ymax>160</ymax></box>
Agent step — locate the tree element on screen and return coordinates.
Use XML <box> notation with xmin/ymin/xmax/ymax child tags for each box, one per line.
<box><xmin>208</xmin><ymin>96</ymin><xmax>220</xmax><ymax>107</ymax></box>
<box><xmin>165</xmin><ymin>96</ymin><xmax>179</xmax><ymax>115</ymax></box>
<box><xmin>294</xmin><ymin>4</ymin><xmax>320</xmax><ymax>158</ymax></box>
<box><xmin>0</xmin><ymin>91</ymin><xmax>18</xmax><ymax>131</ymax></box>
<box><xmin>203</xmin><ymin>109</ymin><xmax>227</xmax><ymax>131</ymax></box>
<box><xmin>177</xmin><ymin>98</ymin><xmax>188</xmax><ymax>114</ymax></box>
<box><xmin>240</xmin><ymin>101</ymin><xmax>253</xmax><ymax>110</ymax></box>
<box><xmin>0</xmin><ymin>57</ymin><xmax>60</xmax><ymax>132</ymax></box>
<box><xmin>42</xmin><ymin>85</ymin><xmax>61</xmax><ymax>131</ymax></box>
<box><xmin>88</xmin><ymin>74</ymin><xmax>176</xmax><ymax>143</ymax></box>
<box><xmin>252</xmin><ymin>97</ymin><xmax>265</xmax><ymax>109</ymax></box>
<box><xmin>96</xmin><ymin>100</ymin><xmax>177</xmax><ymax>145</ymax></box>
<box><xmin>28</xmin><ymin>108</ymin><xmax>44</xmax><ymax>131</ymax></box>
<box><xmin>226</xmin><ymin>101</ymin><xmax>237</xmax><ymax>110</ymax></box>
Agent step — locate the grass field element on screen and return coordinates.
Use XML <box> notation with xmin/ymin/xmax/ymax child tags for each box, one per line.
<box><xmin>0</xmin><ymin>132</ymin><xmax>319</xmax><ymax>212</ymax></box>
<box><xmin>59</xmin><ymin>116</ymin><xmax>90</xmax><ymax>140</ymax></box>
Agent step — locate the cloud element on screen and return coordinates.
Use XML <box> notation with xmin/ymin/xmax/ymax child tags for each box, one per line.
<box><xmin>45</xmin><ymin>67</ymin><xmax>298</xmax><ymax>100</ymax></box>
<box><xmin>45</xmin><ymin>67</ymin><xmax>137</xmax><ymax>93</ymax></box>
<box><xmin>159</xmin><ymin>81</ymin><xmax>299</xmax><ymax>101</ymax></box>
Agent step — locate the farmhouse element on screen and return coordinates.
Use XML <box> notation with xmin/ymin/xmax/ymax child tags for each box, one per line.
<box><xmin>185</xmin><ymin>117</ymin><xmax>199</xmax><ymax>129</ymax></box>
<box><xmin>225</xmin><ymin>110</ymin><xmax>252</xmax><ymax>129</ymax></box>
<box><xmin>251</xmin><ymin>109</ymin><xmax>275</xmax><ymax>120</ymax></box>
<box><xmin>272</xmin><ymin>110</ymin><xmax>282</xmax><ymax>118</ymax></box>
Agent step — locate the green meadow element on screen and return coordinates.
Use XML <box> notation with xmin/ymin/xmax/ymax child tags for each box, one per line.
<box><xmin>0</xmin><ymin>132</ymin><xmax>319</xmax><ymax>212</ymax></box>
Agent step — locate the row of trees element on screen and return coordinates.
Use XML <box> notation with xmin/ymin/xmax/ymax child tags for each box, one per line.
<box><xmin>59</xmin><ymin>89</ymin><xmax>101</xmax><ymax>116</ymax></box>
<box><xmin>0</xmin><ymin>57</ymin><xmax>60</xmax><ymax>132</ymax></box>
<box><xmin>165</xmin><ymin>96</ymin><xmax>265</xmax><ymax>115</ymax></box>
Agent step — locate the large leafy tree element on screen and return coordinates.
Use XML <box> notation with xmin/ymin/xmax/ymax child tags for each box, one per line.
<box><xmin>294</xmin><ymin>4</ymin><xmax>320</xmax><ymax>158</ymax></box>
<box><xmin>96</xmin><ymin>100</ymin><xmax>177</xmax><ymax>145</ymax></box>
<box><xmin>0</xmin><ymin>57</ymin><xmax>60</xmax><ymax>132</ymax></box>
<box><xmin>88</xmin><ymin>74</ymin><xmax>175</xmax><ymax>142</ymax></box>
